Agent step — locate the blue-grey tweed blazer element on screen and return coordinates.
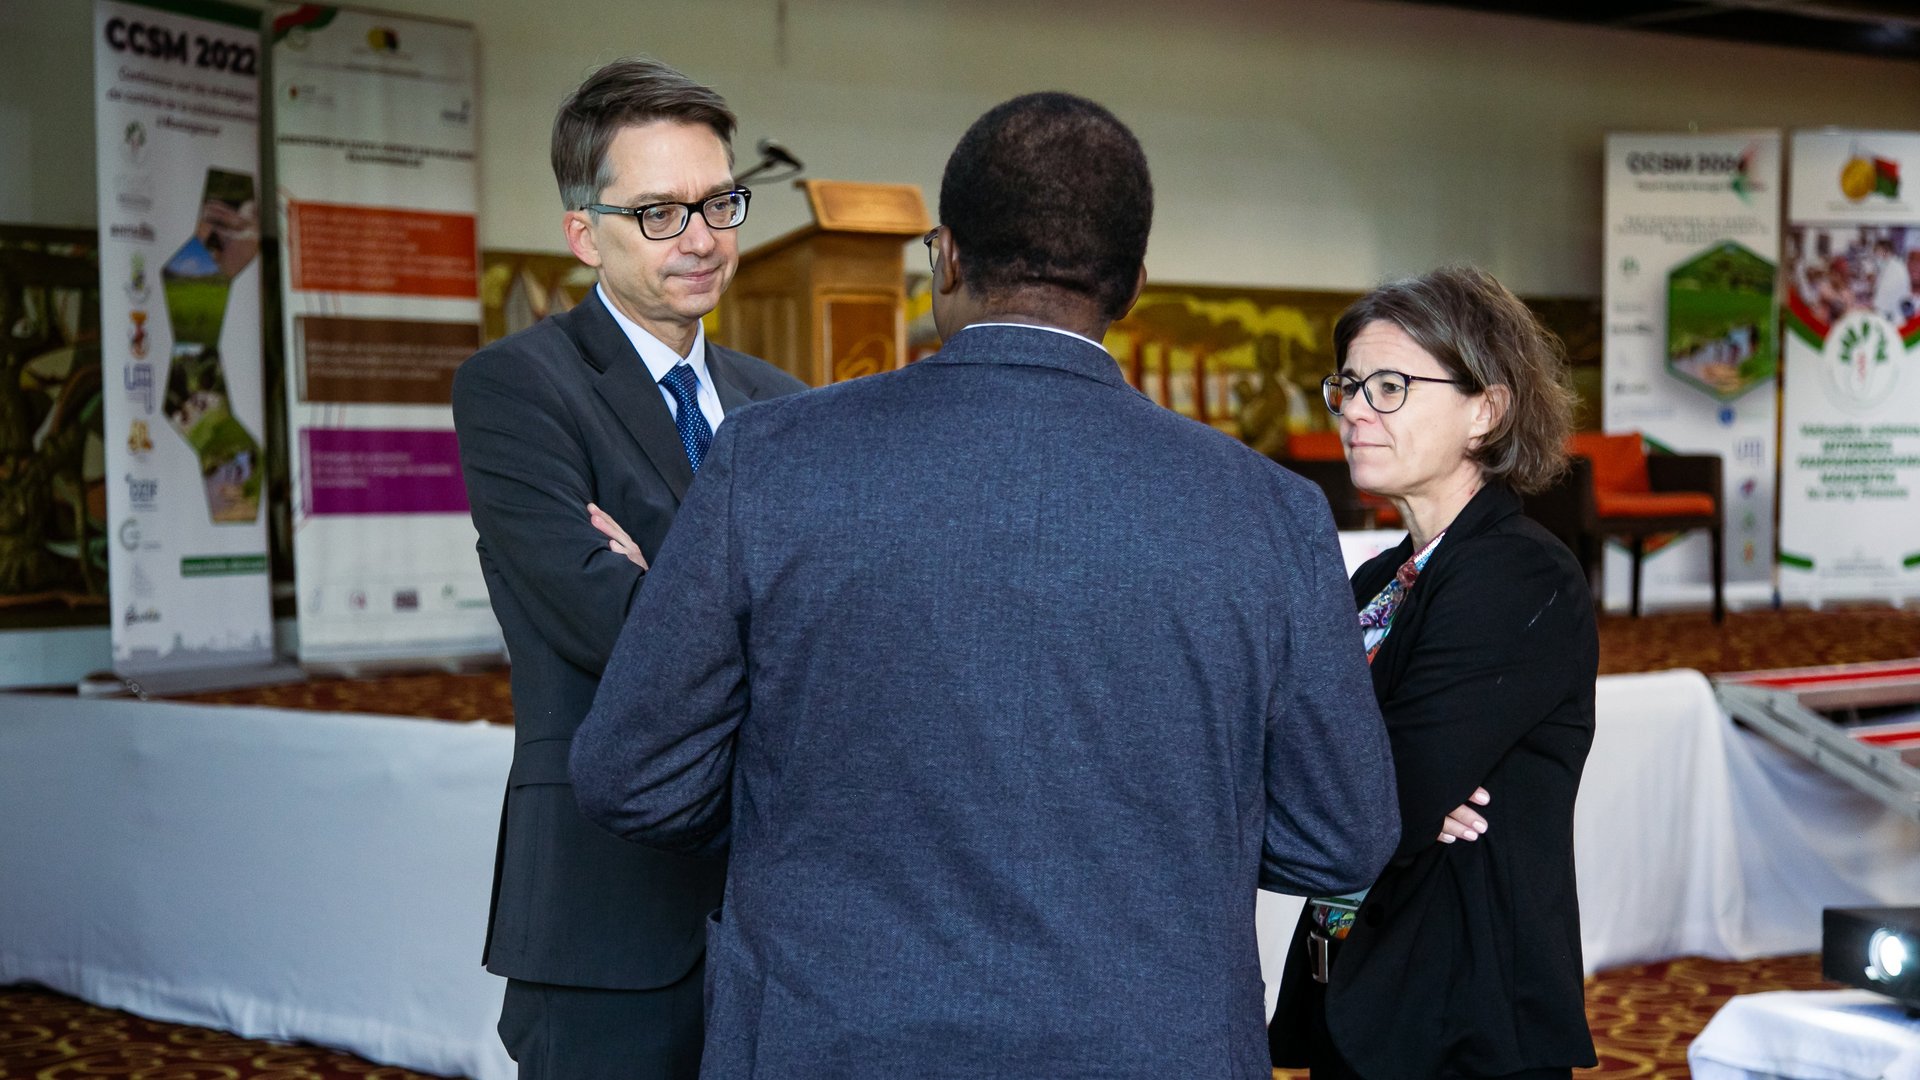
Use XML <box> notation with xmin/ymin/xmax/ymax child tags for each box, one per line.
<box><xmin>573</xmin><ymin>323</ymin><xmax>1399</xmax><ymax>1079</ymax></box>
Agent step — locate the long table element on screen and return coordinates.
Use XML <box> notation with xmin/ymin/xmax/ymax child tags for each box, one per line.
<box><xmin>4</xmin><ymin>670</ymin><xmax>1917</xmax><ymax>1077</ymax></box>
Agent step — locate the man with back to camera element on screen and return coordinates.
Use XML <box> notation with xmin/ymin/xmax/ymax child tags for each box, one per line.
<box><xmin>567</xmin><ymin>91</ymin><xmax>1402</xmax><ymax>1077</ymax></box>
<box><xmin>450</xmin><ymin>57</ymin><xmax>805</xmax><ymax>1079</ymax></box>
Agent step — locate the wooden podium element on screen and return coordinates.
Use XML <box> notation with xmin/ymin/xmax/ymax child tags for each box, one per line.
<box><xmin>718</xmin><ymin>180</ymin><xmax>930</xmax><ymax>386</ymax></box>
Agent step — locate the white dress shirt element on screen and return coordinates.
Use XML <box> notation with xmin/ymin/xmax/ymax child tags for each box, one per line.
<box><xmin>598</xmin><ymin>283</ymin><xmax>726</xmax><ymax>432</ymax></box>
<box><xmin>965</xmin><ymin>321</ymin><xmax>1110</xmax><ymax>354</ymax></box>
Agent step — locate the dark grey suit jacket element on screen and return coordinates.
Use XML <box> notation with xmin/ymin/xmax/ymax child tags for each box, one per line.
<box><xmin>570</xmin><ymin>324</ymin><xmax>1401</xmax><ymax>1077</ymax></box>
<box><xmin>451</xmin><ymin>287</ymin><xmax>806</xmax><ymax>988</ymax></box>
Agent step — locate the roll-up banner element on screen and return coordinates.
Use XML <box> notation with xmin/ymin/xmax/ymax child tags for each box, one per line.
<box><xmin>95</xmin><ymin>0</ymin><xmax>274</xmax><ymax>676</ymax></box>
<box><xmin>1779</xmin><ymin>130</ymin><xmax>1920</xmax><ymax>606</ymax></box>
<box><xmin>1602</xmin><ymin>132</ymin><xmax>1783</xmax><ymax>614</ymax></box>
<box><xmin>271</xmin><ymin>5</ymin><xmax>500</xmax><ymax>663</ymax></box>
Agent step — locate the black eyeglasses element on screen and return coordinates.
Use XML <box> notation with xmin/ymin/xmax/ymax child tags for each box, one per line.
<box><xmin>921</xmin><ymin>226</ymin><xmax>941</xmax><ymax>273</ymax></box>
<box><xmin>585</xmin><ymin>188</ymin><xmax>752</xmax><ymax>240</ymax></box>
<box><xmin>1322</xmin><ymin>370</ymin><xmax>1471</xmax><ymax>415</ymax></box>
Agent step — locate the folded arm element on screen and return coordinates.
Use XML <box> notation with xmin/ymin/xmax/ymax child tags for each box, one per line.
<box><xmin>452</xmin><ymin>351</ymin><xmax>643</xmax><ymax>674</ymax></box>
<box><xmin>1379</xmin><ymin>534</ymin><xmax>1591</xmax><ymax>861</ymax></box>
<box><xmin>571</xmin><ymin>422</ymin><xmax>750</xmax><ymax>856</ymax></box>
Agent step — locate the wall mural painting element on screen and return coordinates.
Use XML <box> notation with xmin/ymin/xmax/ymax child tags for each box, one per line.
<box><xmin>0</xmin><ymin>225</ymin><xmax>107</xmax><ymax>625</ymax></box>
<box><xmin>480</xmin><ymin>250</ymin><xmax>598</xmax><ymax>344</ymax></box>
<box><xmin>1109</xmin><ymin>285</ymin><xmax>1602</xmax><ymax>452</ymax></box>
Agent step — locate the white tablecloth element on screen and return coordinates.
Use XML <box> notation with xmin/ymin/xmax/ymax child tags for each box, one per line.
<box><xmin>4</xmin><ymin>670</ymin><xmax>1918</xmax><ymax>1078</ymax></box>
<box><xmin>1690</xmin><ymin>990</ymin><xmax>1920</xmax><ymax>1080</ymax></box>
<box><xmin>0</xmin><ymin>695</ymin><xmax>516</xmax><ymax>1080</ymax></box>
<box><xmin>1255</xmin><ymin>669</ymin><xmax>1920</xmax><ymax>1013</ymax></box>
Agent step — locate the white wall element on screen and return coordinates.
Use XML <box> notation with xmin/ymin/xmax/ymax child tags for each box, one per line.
<box><xmin>9</xmin><ymin>0</ymin><xmax>1920</xmax><ymax>294</ymax></box>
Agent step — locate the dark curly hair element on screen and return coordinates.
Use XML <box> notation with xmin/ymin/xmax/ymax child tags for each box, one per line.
<box><xmin>1333</xmin><ymin>266</ymin><xmax>1575</xmax><ymax>494</ymax></box>
<box><xmin>938</xmin><ymin>92</ymin><xmax>1152</xmax><ymax>322</ymax></box>
<box><xmin>551</xmin><ymin>57</ymin><xmax>735</xmax><ymax>212</ymax></box>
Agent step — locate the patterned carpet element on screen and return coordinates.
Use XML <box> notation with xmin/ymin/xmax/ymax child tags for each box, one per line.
<box><xmin>6</xmin><ymin>606</ymin><xmax>1903</xmax><ymax>1078</ymax></box>
<box><xmin>0</xmin><ymin>954</ymin><xmax>1844</xmax><ymax>1079</ymax></box>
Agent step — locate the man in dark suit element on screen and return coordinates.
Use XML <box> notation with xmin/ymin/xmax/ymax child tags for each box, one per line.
<box><xmin>569</xmin><ymin>92</ymin><xmax>1400</xmax><ymax>1078</ymax></box>
<box><xmin>451</xmin><ymin>57</ymin><xmax>806</xmax><ymax>1080</ymax></box>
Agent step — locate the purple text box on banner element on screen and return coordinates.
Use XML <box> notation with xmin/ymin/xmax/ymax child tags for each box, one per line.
<box><xmin>304</xmin><ymin>428</ymin><xmax>469</xmax><ymax>515</ymax></box>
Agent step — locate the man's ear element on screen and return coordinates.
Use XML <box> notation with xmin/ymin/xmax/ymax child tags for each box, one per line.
<box><xmin>563</xmin><ymin>210</ymin><xmax>602</xmax><ymax>268</ymax></box>
<box><xmin>1115</xmin><ymin>265</ymin><xmax>1147</xmax><ymax>321</ymax></box>
<box><xmin>935</xmin><ymin>231</ymin><xmax>963</xmax><ymax>297</ymax></box>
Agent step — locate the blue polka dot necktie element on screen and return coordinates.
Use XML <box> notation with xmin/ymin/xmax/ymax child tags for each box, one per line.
<box><xmin>660</xmin><ymin>362</ymin><xmax>714</xmax><ymax>471</ymax></box>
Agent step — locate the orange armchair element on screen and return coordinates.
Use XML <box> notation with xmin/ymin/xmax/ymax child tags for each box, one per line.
<box><xmin>1527</xmin><ymin>433</ymin><xmax>1724</xmax><ymax>622</ymax></box>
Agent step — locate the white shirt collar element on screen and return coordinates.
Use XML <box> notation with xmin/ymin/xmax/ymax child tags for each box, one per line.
<box><xmin>964</xmin><ymin>321</ymin><xmax>1109</xmax><ymax>354</ymax></box>
<box><xmin>598</xmin><ymin>282</ymin><xmax>708</xmax><ymax>384</ymax></box>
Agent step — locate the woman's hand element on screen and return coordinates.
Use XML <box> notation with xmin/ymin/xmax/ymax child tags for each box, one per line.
<box><xmin>587</xmin><ymin>502</ymin><xmax>648</xmax><ymax>571</ymax></box>
<box><xmin>1437</xmin><ymin>786</ymin><xmax>1490</xmax><ymax>843</ymax></box>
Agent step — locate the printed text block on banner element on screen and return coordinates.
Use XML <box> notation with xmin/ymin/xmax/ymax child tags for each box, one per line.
<box><xmin>296</xmin><ymin>315</ymin><xmax>479</xmax><ymax>404</ymax></box>
<box><xmin>289</xmin><ymin>202</ymin><xmax>478</xmax><ymax>297</ymax></box>
<box><xmin>303</xmin><ymin>428</ymin><xmax>470</xmax><ymax>515</ymax></box>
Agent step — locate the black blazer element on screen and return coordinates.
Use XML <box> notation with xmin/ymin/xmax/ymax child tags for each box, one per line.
<box><xmin>1270</xmin><ymin>483</ymin><xmax>1599</xmax><ymax>1078</ymax></box>
<box><xmin>451</xmin><ymin>288</ymin><xmax>806</xmax><ymax>988</ymax></box>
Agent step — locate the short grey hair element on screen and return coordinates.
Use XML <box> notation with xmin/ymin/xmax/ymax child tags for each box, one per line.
<box><xmin>550</xmin><ymin>57</ymin><xmax>736</xmax><ymax>212</ymax></box>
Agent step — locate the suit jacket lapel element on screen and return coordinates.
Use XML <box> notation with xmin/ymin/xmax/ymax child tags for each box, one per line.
<box><xmin>705</xmin><ymin>342</ymin><xmax>752</xmax><ymax>414</ymax></box>
<box><xmin>564</xmin><ymin>292</ymin><xmax>696</xmax><ymax>501</ymax></box>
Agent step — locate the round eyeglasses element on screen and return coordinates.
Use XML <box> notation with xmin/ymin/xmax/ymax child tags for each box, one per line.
<box><xmin>921</xmin><ymin>226</ymin><xmax>942</xmax><ymax>273</ymax></box>
<box><xmin>585</xmin><ymin>188</ymin><xmax>752</xmax><ymax>241</ymax></box>
<box><xmin>1322</xmin><ymin>370</ymin><xmax>1471</xmax><ymax>415</ymax></box>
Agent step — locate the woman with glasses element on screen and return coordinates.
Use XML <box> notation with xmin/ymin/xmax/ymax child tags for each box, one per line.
<box><xmin>1268</xmin><ymin>266</ymin><xmax>1599</xmax><ymax>1080</ymax></box>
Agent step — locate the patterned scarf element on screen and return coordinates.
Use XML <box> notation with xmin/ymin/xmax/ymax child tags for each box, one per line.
<box><xmin>1358</xmin><ymin>530</ymin><xmax>1447</xmax><ymax>664</ymax></box>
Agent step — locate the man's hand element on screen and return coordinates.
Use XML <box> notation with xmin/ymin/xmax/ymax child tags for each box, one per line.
<box><xmin>1438</xmin><ymin>786</ymin><xmax>1490</xmax><ymax>844</ymax></box>
<box><xmin>588</xmin><ymin>502</ymin><xmax>648</xmax><ymax>571</ymax></box>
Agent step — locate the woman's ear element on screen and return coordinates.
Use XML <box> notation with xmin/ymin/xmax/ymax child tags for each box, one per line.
<box><xmin>1470</xmin><ymin>384</ymin><xmax>1511</xmax><ymax>447</ymax></box>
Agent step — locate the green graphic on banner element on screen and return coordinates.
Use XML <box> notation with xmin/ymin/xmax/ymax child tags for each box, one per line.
<box><xmin>180</xmin><ymin>554</ymin><xmax>269</xmax><ymax>576</ymax></box>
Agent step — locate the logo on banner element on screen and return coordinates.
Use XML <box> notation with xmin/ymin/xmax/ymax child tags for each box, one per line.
<box><xmin>367</xmin><ymin>27</ymin><xmax>400</xmax><ymax>52</ymax></box>
<box><xmin>127</xmin><ymin>419</ymin><xmax>154</xmax><ymax>458</ymax></box>
<box><xmin>393</xmin><ymin>588</ymin><xmax>419</xmax><ymax>611</ymax></box>
<box><xmin>1841</xmin><ymin>151</ymin><xmax>1902</xmax><ymax>203</ymax></box>
<box><xmin>116</xmin><ymin>172</ymin><xmax>153</xmax><ymax>213</ymax></box>
<box><xmin>1824</xmin><ymin>311</ymin><xmax>1902</xmax><ymax>411</ymax></box>
<box><xmin>124</xmin><ymin>360</ymin><xmax>154</xmax><ymax>413</ymax></box>
<box><xmin>120</xmin><ymin>121</ymin><xmax>149</xmax><ymax>166</ymax></box>
<box><xmin>109</xmin><ymin>222</ymin><xmax>156</xmax><ymax>244</ymax></box>
<box><xmin>1625</xmin><ymin>142</ymin><xmax>1767</xmax><ymax>203</ymax></box>
<box><xmin>127</xmin><ymin>252</ymin><xmax>150</xmax><ymax>303</ymax></box>
<box><xmin>128</xmin><ymin>310</ymin><xmax>149</xmax><ymax>359</ymax></box>
<box><xmin>125</xmin><ymin>473</ymin><xmax>158</xmax><ymax>511</ymax></box>
<box><xmin>282</xmin><ymin>81</ymin><xmax>336</xmax><ymax>109</ymax></box>
<box><xmin>123</xmin><ymin>604</ymin><xmax>161</xmax><ymax>627</ymax></box>
<box><xmin>118</xmin><ymin>518</ymin><xmax>141</xmax><ymax>551</ymax></box>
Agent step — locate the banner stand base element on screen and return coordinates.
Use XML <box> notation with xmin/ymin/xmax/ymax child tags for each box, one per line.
<box><xmin>302</xmin><ymin>652</ymin><xmax>507</xmax><ymax>682</ymax></box>
<box><xmin>97</xmin><ymin>660</ymin><xmax>308</xmax><ymax>700</ymax></box>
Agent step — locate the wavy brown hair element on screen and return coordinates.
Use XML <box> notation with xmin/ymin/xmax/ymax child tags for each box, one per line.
<box><xmin>1333</xmin><ymin>266</ymin><xmax>1574</xmax><ymax>494</ymax></box>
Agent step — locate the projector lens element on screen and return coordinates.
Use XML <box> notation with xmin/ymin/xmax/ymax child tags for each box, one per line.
<box><xmin>1869</xmin><ymin>928</ymin><xmax>1909</xmax><ymax>981</ymax></box>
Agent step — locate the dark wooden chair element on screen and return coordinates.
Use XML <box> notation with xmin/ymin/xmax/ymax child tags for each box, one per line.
<box><xmin>1282</xmin><ymin>431</ymin><xmax>1401</xmax><ymax>531</ymax></box>
<box><xmin>1524</xmin><ymin>433</ymin><xmax>1724</xmax><ymax>623</ymax></box>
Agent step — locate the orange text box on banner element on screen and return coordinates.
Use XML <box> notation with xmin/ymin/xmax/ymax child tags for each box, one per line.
<box><xmin>289</xmin><ymin>202</ymin><xmax>477</xmax><ymax>298</ymax></box>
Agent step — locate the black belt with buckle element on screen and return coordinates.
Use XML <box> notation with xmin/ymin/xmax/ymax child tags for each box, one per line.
<box><xmin>1308</xmin><ymin>929</ymin><xmax>1334</xmax><ymax>984</ymax></box>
